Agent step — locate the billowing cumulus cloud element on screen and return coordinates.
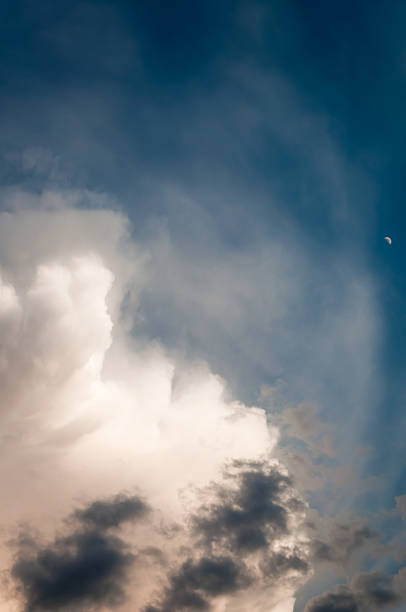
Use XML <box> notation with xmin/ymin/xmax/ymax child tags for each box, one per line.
<box><xmin>1</xmin><ymin>191</ymin><xmax>398</xmax><ymax>612</ymax></box>
<box><xmin>1</xmin><ymin>2</ymin><xmax>406</xmax><ymax>610</ymax></box>
<box><xmin>0</xmin><ymin>195</ymin><xmax>308</xmax><ymax>611</ymax></box>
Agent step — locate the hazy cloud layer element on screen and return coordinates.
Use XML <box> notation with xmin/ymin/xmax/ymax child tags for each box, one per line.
<box><xmin>309</xmin><ymin>522</ymin><xmax>380</xmax><ymax>567</ymax></box>
<box><xmin>395</xmin><ymin>495</ymin><xmax>406</xmax><ymax>521</ymax></box>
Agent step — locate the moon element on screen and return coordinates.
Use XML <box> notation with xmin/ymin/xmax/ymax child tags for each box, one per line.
<box><xmin>384</xmin><ymin>236</ymin><xmax>392</xmax><ymax>245</ymax></box>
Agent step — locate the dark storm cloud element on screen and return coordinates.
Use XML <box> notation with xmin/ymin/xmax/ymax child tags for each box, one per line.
<box><xmin>351</xmin><ymin>571</ymin><xmax>400</xmax><ymax>609</ymax></box>
<box><xmin>304</xmin><ymin>568</ymin><xmax>406</xmax><ymax>612</ymax></box>
<box><xmin>11</xmin><ymin>494</ymin><xmax>149</xmax><ymax>612</ymax></box>
<box><xmin>74</xmin><ymin>493</ymin><xmax>149</xmax><ymax>529</ymax></box>
<box><xmin>304</xmin><ymin>586</ymin><xmax>358</xmax><ymax>612</ymax></box>
<box><xmin>193</xmin><ymin>460</ymin><xmax>302</xmax><ymax>553</ymax></box>
<box><xmin>144</xmin><ymin>460</ymin><xmax>309</xmax><ymax>611</ymax></box>
<box><xmin>145</xmin><ymin>556</ymin><xmax>251</xmax><ymax>612</ymax></box>
<box><xmin>12</xmin><ymin>531</ymin><xmax>134</xmax><ymax>612</ymax></box>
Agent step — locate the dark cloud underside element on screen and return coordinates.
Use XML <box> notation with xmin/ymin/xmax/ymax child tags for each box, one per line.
<box><xmin>304</xmin><ymin>569</ymin><xmax>406</xmax><ymax>612</ymax></box>
<box><xmin>145</xmin><ymin>460</ymin><xmax>309</xmax><ymax>611</ymax></box>
<box><xmin>193</xmin><ymin>461</ymin><xmax>302</xmax><ymax>553</ymax></box>
<box><xmin>11</xmin><ymin>494</ymin><xmax>148</xmax><ymax>612</ymax></box>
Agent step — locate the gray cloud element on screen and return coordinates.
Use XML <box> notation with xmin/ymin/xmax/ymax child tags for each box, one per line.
<box><xmin>13</xmin><ymin>532</ymin><xmax>134</xmax><ymax>612</ymax></box>
<box><xmin>144</xmin><ymin>459</ymin><xmax>310</xmax><ymax>611</ymax></box>
<box><xmin>145</xmin><ymin>556</ymin><xmax>251</xmax><ymax>612</ymax></box>
<box><xmin>275</xmin><ymin>402</ymin><xmax>336</xmax><ymax>460</ymax></box>
<box><xmin>351</xmin><ymin>572</ymin><xmax>400</xmax><ymax>609</ymax></box>
<box><xmin>73</xmin><ymin>493</ymin><xmax>150</xmax><ymax>530</ymax></box>
<box><xmin>9</xmin><ymin>460</ymin><xmax>311</xmax><ymax>612</ymax></box>
<box><xmin>11</xmin><ymin>494</ymin><xmax>148</xmax><ymax>612</ymax></box>
<box><xmin>260</xmin><ymin>549</ymin><xmax>310</xmax><ymax>580</ymax></box>
<box><xmin>304</xmin><ymin>568</ymin><xmax>406</xmax><ymax>612</ymax></box>
<box><xmin>193</xmin><ymin>460</ymin><xmax>303</xmax><ymax>553</ymax></box>
<box><xmin>304</xmin><ymin>586</ymin><xmax>358</xmax><ymax>612</ymax></box>
<box><xmin>310</xmin><ymin>522</ymin><xmax>380</xmax><ymax>566</ymax></box>
<box><xmin>395</xmin><ymin>495</ymin><xmax>406</xmax><ymax>521</ymax></box>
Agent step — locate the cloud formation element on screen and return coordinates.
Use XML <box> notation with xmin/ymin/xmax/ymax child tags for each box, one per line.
<box><xmin>11</xmin><ymin>494</ymin><xmax>145</xmax><ymax>612</ymax></box>
<box><xmin>193</xmin><ymin>461</ymin><xmax>304</xmax><ymax>553</ymax></box>
<box><xmin>0</xmin><ymin>196</ymin><xmax>307</xmax><ymax>611</ymax></box>
<box><xmin>145</xmin><ymin>556</ymin><xmax>251</xmax><ymax>611</ymax></box>
<box><xmin>8</xmin><ymin>461</ymin><xmax>311</xmax><ymax>612</ymax></box>
<box><xmin>0</xmin><ymin>192</ymin><xmax>394</xmax><ymax>612</ymax></box>
<box><xmin>145</xmin><ymin>459</ymin><xmax>310</xmax><ymax>611</ymax></box>
<box><xmin>304</xmin><ymin>568</ymin><xmax>406</xmax><ymax>612</ymax></box>
<box><xmin>310</xmin><ymin>522</ymin><xmax>380</xmax><ymax>567</ymax></box>
<box><xmin>74</xmin><ymin>494</ymin><xmax>150</xmax><ymax>531</ymax></box>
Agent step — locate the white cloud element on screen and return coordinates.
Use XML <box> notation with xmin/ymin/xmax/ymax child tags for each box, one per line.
<box><xmin>0</xmin><ymin>194</ymin><xmax>308</xmax><ymax>611</ymax></box>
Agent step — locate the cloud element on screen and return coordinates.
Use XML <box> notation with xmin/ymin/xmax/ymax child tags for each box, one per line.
<box><xmin>13</xmin><ymin>531</ymin><xmax>133</xmax><ymax>611</ymax></box>
<box><xmin>0</xmin><ymin>196</ymin><xmax>306</xmax><ymax>611</ymax></box>
<box><xmin>304</xmin><ymin>586</ymin><xmax>358</xmax><ymax>612</ymax></box>
<box><xmin>193</xmin><ymin>461</ymin><xmax>305</xmax><ymax>553</ymax></box>
<box><xmin>0</xmin><ymin>3</ymin><xmax>401</xmax><ymax>609</ymax></box>
<box><xmin>9</xmin><ymin>461</ymin><xmax>310</xmax><ymax>612</ymax></box>
<box><xmin>351</xmin><ymin>572</ymin><xmax>400</xmax><ymax>609</ymax></box>
<box><xmin>0</xmin><ymin>191</ymin><xmax>390</xmax><ymax>612</ymax></box>
<box><xmin>145</xmin><ymin>459</ymin><xmax>310</xmax><ymax>612</ymax></box>
<box><xmin>145</xmin><ymin>556</ymin><xmax>251</xmax><ymax>611</ymax></box>
<box><xmin>304</xmin><ymin>568</ymin><xmax>406</xmax><ymax>612</ymax></box>
<box><xmin>275</xmin><ymin>403</ymin><xmax>336</xmax><ymax>459</ymax></box>
<box><xmin>135</xmin><ymin>181</ymin><xmax>381</xmax><ymax>507</ymax></box>
<box><xmin>309</xmin><ymin>522</ymin><xmax>380</xmax><ymax>567</ymax></box>
<box><xmin>11</xmin><ymin>494</ymin><xmax>146</xmax><ymax>612</ymax></box>
<box><xmin>73</xmin><ymin>494</ymin><xmax>150</xmax><ymax>530</ymax></box>
<box><xmin>395</xmin><ymin>495</ymin><xmax>406</xmax><ymax>520</ymax></box>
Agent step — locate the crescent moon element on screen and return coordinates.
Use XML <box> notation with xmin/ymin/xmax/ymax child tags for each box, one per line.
<box><xmin>384</xmin><ymin>236</ymin><xmax>392</xmax><ymax>245</ymax></box>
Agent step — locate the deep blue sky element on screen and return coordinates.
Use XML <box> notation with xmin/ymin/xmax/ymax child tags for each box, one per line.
<box><xmin>1</xmin><ymin>2</ymin><xmax>406</xmax><ymax>607</ymax></box>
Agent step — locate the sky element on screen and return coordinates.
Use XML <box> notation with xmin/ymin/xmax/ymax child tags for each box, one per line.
<box><xmin>0</xmin><ymin>1</ymin><xmax>406</xmax><ymax>611</ymax></box>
